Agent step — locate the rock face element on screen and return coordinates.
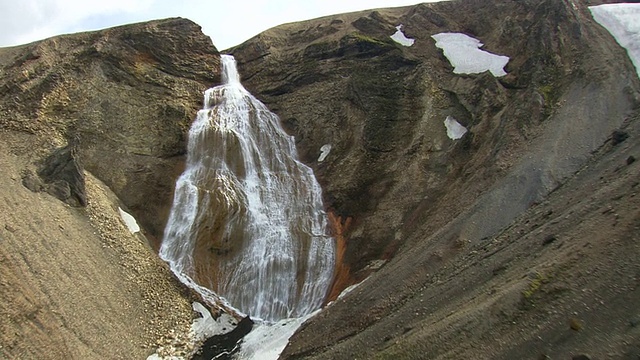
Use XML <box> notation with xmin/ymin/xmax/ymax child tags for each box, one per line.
<box><xmin>36</xmin><ymin>138</ymin><xmax>87</xmax><ymax>207</ymax></box>
<box><xmin>0</xmin><ymin>18</ymin><xmax>220</xmax><ymax>359</ymax></box>
<box><xmin>228</xmin><ymin>0</ymin><xmax>640</xmax><ymax>358</ymax></box>
<box><xmin>0</xmin><ymin>17</ymin><xmax>220</xmax><ymax>244</ymax></box>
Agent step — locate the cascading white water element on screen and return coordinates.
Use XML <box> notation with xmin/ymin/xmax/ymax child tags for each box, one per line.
<box><xmin>160</xmin><ymin>55</ymin><xmax>335</xmax><ymax>321</ymax></box>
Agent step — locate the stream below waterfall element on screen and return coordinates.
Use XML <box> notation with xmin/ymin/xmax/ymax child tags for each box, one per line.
<box><xmin>159</xmin><ymin>55</ymin><xmax>335</xmax><ymax>324</ymax></box>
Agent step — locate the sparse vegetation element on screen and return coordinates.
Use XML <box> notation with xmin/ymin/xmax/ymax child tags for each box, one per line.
<box><xmin>522</xmin><ymin>271</ymin><xmax>548</xmax><ymax>299</ymax></box>
<box><xmin>350</xmin><ymin>32</ymin><xmax>386</xmax><ymax>46</ymax></box>
<box><xmin>537</xmin><ymin>84</ymin><xmax>556</xmax><ymax>107</ymax></box>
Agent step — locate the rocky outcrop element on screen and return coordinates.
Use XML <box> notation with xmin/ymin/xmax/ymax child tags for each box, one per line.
<box><xmin>228</xmin><ymin>0</ymin><xmax>640</xmax><ymax>358</ymax></box>
<box><xmin>35</xmin><ymin>137</ymin><xmax>87</xmax><ymax>207</ymax></box>
<box><xmin>0</xmin><ymin>17</ymin><xmax>220</xmax><ymax>244</ymax></box>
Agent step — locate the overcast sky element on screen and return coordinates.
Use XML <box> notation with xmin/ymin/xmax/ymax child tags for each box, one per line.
<box><xmin>0</xmin><ymin>0</ymin><xmax>445</xmax><ymax>51</ymax></box>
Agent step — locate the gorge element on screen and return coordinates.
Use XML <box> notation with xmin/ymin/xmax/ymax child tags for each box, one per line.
<box><xmin>0</xmin><ymin>0</ymin><xmax>639</xmax><ymax>359</ymax></box>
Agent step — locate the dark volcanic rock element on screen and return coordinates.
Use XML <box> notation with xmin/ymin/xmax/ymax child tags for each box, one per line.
<box><xmin>191</xmin><ymin>316</ymin><xmax>254</xmax><ymax>360</ymax></box>
<box><xmin>612</xmin><ymin>130</ymin><xmax>629</xmax><ymax>145</ymax></box>
<box><xmin>0</xmin><ymin>18</ymin><xmax>220</xmax><ymax>242</ymax></box>
<box><xmin>38</xmin><ymin>138</ymin><xmax>86</xmax><ymax>207</ymax></box>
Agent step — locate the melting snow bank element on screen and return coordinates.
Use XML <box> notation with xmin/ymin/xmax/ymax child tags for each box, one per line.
<box><xmin>235</xmin><ymin>311</ymin><xmax>318</xmax><ymax>360</ymax></box>
<box><xmin>147</xmin><ymin>302</ymin><xmax>244</xmax><ymax>360</ymax></box>
<box><xmin>390</xmin><ymin>24</ymin><xmax>415</xmax><ymax>47</ymax></box>
<box><xmin>191</xmin><ymin>302</ymin><xmax>238</xmax><ymax>341</ymax></box>
<box><xmin>444</xmin><ymin>116</ymin><xmax>468</xmax><ymax>140</ymax></box>
<box><xmin>147</xmin><ymin>303</ymin><xmax>318</xmax><ymax>360</ymax></box>
<box><xmin>590</xmin><ymin>3</ymin><xmax>640</xmax><ymax>79</ymax></box>
<box><xmin>431</xmin><ymin>32</ymin><xmax>509</xmax><ymax>77</ymax></box>
<box><xmin>117</xmin><ymin>207</ymin><xmax>140</xmax><ymax>233</ymax></box>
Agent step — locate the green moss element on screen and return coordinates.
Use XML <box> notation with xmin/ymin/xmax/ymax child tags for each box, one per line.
<box><xmin>538</xmin><ymin>84</ymin><xmax>555</xmax><ymax>106</ymax></box>
<box><xmin>350</xmin><ymin>32</ymin><xmax>386</xmax><ymax>46</ymax></box>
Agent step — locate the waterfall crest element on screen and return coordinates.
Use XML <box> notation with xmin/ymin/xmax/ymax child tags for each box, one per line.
<box><xmin>160</xmin><ymin>55</ymin><xmax>335</xmax><ymax>321</ymax></box>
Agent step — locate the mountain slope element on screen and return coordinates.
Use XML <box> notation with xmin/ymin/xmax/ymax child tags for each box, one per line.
<box><xmin>227</xmin><ymin>0</ymin><xmax>640</xmax><ymax>358</ymax></box>
<box><xmin>0</xmin><ymin>18</ymin><xmax>219</xmax><ymax>359</ymax></box>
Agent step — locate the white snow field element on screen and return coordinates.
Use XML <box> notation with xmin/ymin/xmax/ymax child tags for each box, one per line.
<box><xmin>431</xmin><ymin>32</ymin><xmax>509</xmax><ymax>77</ymax></box>
<box><xmin>590</xmin><ymin>3</ymin><xmax>640</xmax><ymax>79</ymax></box>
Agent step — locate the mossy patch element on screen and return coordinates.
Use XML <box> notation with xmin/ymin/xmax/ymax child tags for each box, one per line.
<box><xmin>537</xmin><ymin>84</ymin><xmax>555</xmax><ymax>106</ymax></box>
<box><xmin>350</xmin><ymin>32</ymin><xmax>387</xmax><ymax>46</ymax></box>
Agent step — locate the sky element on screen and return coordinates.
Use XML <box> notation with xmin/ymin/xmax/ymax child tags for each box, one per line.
<box><xmin>0</xmin><ymin>0</ymin><xmax>445</xmax><ymax>51</ymax></box>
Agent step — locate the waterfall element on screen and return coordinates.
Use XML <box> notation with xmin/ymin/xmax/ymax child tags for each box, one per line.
<box><xmin>159</xmin><ymin>55</ymin><xmax>335</xmax><ymax>321</ymax></box>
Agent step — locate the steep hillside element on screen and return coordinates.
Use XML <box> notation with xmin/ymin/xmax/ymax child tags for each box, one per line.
<box><xmin>227</xmin><ymin>0</ymin><xmax>640</xmax><ymax>358</ymax></box>
<box><xmin>0</xmin><ymin>18</ymin><xmax>219</xmax><ymax>359</ymax></box>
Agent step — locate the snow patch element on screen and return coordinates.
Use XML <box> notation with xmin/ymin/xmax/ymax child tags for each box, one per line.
<box><xmin>337</xmin><ymin>282</ymin><xmax>362</xmax><ymax>301</ymax></box>
<box><xmin>235</xmin><ymin>311</ymin><xmax>318</xmax><ymax>360</ymax></box>
<box><xmin>327</xmin><ymin>277</ymin><xmax>370</xmax><ymax>306</ymax></box>
<box><xmin>431</xmin><ymin>32</ymin><xmax>509</xmax><ymax>77</ymax></box>
<box><xmin>318</xmin><ymin>144</ymin><xmax>331</xmax><ymax>162</ymax></box>
<box><xmin>146</xmin><ymin>302</ymin><xmax>238</xmax><ymax>360</ymax></box>
<box><xmin>190</xmin><ymin>302</ymin><xmax>238</xmax><ymax>342</ymax></box>
<box><xmin>590</xmin><ymin>4</ymin><xmax>640</xmax><ymax>79</ymax></box>
<box><xmin>390</xmin><ymin>24</ymin><xmax>415</xmax><ymax>47</ymax></box>
<box><xmin>444</xmin><ymin>116</ymin><xmax>467</xmax><ymax>140</ymax></box>
<box><xmin>118</xmin><ymin>207</ymin><xmax>140</xmax><ymax>233</ymax></box>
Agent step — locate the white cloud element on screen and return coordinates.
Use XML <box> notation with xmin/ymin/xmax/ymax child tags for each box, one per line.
<box><xmin>0</xmin><ymin>0</ymin><xmax>446</xmax><ymax>50</ymax></box>
<box><xmin>0</xmin><ymin>0</ymin><xmax>154</xmax><ymax>46</ymax></box>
